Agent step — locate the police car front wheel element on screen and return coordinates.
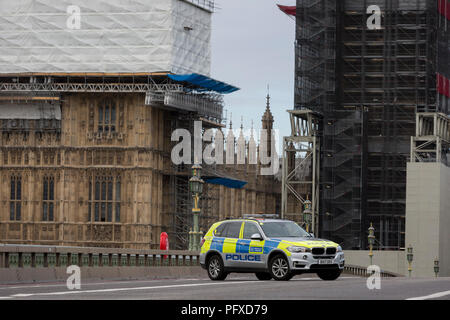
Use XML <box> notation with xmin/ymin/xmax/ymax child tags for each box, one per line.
<box><xmin>269</xmin><ymin>255</ymin><xmax>293</xmax><ymax>281</ymax></box>
<box><xmin>207</xmin><ymin>255</ymin><xmax>228</xmax><ymax>281</ymax></box>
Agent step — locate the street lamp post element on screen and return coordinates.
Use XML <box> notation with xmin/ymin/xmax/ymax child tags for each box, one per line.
<box><xmin>407</xmin><ymin>246</ymin><xmax>414</xmax><ymax>278</ymax></box>
<box><xmin>434</xmin><ymin>258</ymin><xmax>440</xmax><ymax>278</ymax></box>
<box><xmin>188</xmin><ymin>228</ymin><xmax>193</xmax><ymax>251</ymax></box>
<box><xmin>189</xmin><ymin>164</ymin><xmax>204</xmax><ymax>252</ymax></box>
<box><xmin>303</xmin><ymin>198</ymin><xmax>312</xmax><ymax>233</ymax></box>
<box><xmin>368</xmin><ymin>223</ymin><xmax>375</xmax><ymax>266</ymax></box>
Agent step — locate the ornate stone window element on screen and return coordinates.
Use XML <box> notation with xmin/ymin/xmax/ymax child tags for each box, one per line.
<box><xmin>88</xmin><ymin>175</ymin><xmax>121</xmax><ymax>222</ymax></box>
<box><xmin>42</xmin><ymin>175</ymin><xmax>55</xmax><ymax>221</ymax></box>
<box><xmin>10</xmin><ymin>174</ymin><xmax>21</xmax><ymax>221</ymax></box>
<box><xmin>97</xmin><ymin>100</ymin><xmax>117</xmax><ymax>133</ymax></box>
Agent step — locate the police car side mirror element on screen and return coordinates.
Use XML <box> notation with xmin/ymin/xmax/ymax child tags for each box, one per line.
<box><xmin>251</xmin><ymin>233</ymin><xmax>263</xmax><ymax>241</ymax></box>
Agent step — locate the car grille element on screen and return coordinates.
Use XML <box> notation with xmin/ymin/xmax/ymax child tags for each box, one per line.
<box><xmin>312</xmin><ymin>247</ymin><xmax>337</xmax><ymax>256</ymax></box>
<box><xmin>312</xmin><ymin>247</ymin><xmax>325</xmax><ymax>255</ymax></box>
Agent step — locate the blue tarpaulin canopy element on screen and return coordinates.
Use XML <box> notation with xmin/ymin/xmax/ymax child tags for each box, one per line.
<box><xmin>204</xmin><ymin>177</ymin><xmax>247</xmax><ymax>189</ymax></box>
<box><xmin>168</xmin><ymin>73</ymin><xmax>240</xmax><ymax>94</ymax></box>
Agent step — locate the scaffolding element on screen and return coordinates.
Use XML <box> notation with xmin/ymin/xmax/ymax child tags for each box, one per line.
<box><xmin>164</xmin><ymin>113</ymin><xmax>222</xmax><ymax>250</ymax></box>
<box><xmin>411</xmin><ymin>112</ymin><xmax>450</xmax><ymax>164</ymax></box>
<box><xmin>282</xmin><ymin>109</ymin><xmax>322</xmax><ymax>234</ymax></box>
<box><xmin>295</xmin><ymin>0</ymin><xmax>446</xmax><ymax>249</ymax></box>
<box><xmin>295</xmin><ymin>0</ymin><xmax>336</xmax><ymax>114</ymax></box>
<box><xmin>0</xmin><ymin>74</ymin><xmax>224</xmax><ymax>125</ymax></box>
<box><xmin>184</xmin><ymin>0</ymin><xmax>216</xmax><ymax>12</ymax></box>
<box><xmin>146</xmin><ymin>91</ymin><xmax>224</xmax><ymax>124</ymax></box>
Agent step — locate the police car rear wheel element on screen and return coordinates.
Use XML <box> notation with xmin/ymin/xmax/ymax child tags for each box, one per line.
<box><xmin>269</xmin><ymin>255</ymin><xmax>292</xmax><ymax>281</ymax></box>
<box><xmin>317</xmin><ymin>270</ymin><xmax>341</xmax><ymax>281</ymax></box>
<box><xmin>207</xmin><ymin>255</ymin><xmax>227</xmax><ymax>281</ymax></box>
<box><xmin>255</xmin><ymin>272</ymin><xmax>272</xmax><ymax>280</ymax></box>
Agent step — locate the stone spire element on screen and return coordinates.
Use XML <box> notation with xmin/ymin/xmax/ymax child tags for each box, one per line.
<box><xmin>248</xmin><ymin>119</ymin><xmax>257</xmax><ymax>165</ymax></box>
<box><xmin>261</xmin><ymin>90</ymin><xmax>274</xmax><ymax>162</ymax></box>
<box><xmin>226</xmin><ymin>113</ymin><xmax>235</xmax><ymax>165</ymax></box>
<box><xmin>237</xmin><ymin>116</ymin><xmax>246</xmax><ymax>165</ymax></box>
<box><xmin>262</xmin><ymin>91</ymin><xmax>274</xmax><ymax>130</ymax></box>
<box><xmin>229</xmin><ymin>112</ymin><xmax>233</xmax><ymax>129</ymax></box>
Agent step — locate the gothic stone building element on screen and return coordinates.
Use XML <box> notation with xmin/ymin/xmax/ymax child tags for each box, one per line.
<box><xmin>0</xmin><ymin>83</ymin><xmax>280</xmax><ymax>249</ymax></box>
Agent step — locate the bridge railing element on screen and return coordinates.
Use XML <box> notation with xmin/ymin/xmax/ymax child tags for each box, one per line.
<box><xmin>0</xmin><ymin>245</ymin><xmax>401</xmax><ymax>278</ymax></box>
<box><xmin>344</xmin><ymin>264</ymin><xmax>401</xmax><ymax>278</ymax></box>
<box><xmin>0</xmin><ymin>245</ymin><xmax>200</xmax><ymax>268</ymax></box>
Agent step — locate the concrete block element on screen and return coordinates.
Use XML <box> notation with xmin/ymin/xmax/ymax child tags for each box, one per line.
<box><xmin>54</xmin><ymin>267</ymin><xmax>71</xmax><ymax>281</ymax></box>
<box><xmin>0</xmin><ymin>265</ymin><xmax>206</xmax><ymax>285</ymax></box>
<box><xmin>0</xmin><ymin>269</ymin><xmax>19</xmax><ymax>284</ymax></box>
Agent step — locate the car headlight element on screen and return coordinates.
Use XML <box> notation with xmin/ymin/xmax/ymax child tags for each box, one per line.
<box><xmin>337</xmin><ymin>246</ymin><xmax>343</xmax><ymax>252</ymax></box>
<box><xmin>287</xmin><ymin>246</ymin><xmax>311</xmax><ymax>253</ymax></box>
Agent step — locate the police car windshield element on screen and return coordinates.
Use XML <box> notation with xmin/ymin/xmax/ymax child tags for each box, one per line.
<box><xmin>260</xmin><ymin>221</ymin><xmax>310</xmax><ymax>238</ymax></box>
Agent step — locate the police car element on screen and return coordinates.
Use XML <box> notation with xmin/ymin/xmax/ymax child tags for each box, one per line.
<box><xmin>200</xmin><ymin>218</ymin><xmax>344</xmax><ymax>281</ymax></box>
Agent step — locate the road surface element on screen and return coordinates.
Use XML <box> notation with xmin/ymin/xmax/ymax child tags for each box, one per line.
<box><xmin>0</xmin><ymin>273</ymin><xmax>449</xmax><ymax>300</ymax></box>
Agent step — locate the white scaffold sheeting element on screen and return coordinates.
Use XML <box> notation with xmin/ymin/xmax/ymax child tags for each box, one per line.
<box><xmin>0</xmin><ymin>0</ymin><xmax>211</xmax><ymax>75</ymax></box>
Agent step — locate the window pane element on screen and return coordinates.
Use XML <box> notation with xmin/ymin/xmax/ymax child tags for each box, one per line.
<box><xmin>101</xmin><ymin>203</ymin><xmax>106</xmax><ymax>222</ymax></box>
<box><xmin>10</xmin><ymin>202</ymin><xmax>14</xmax><ymax>220</ymax></box>
<box><xmin>10</xmin><ymin>179</ymin><xmax>15</xmax><ymax>200</ymax></box>
<box><xmin>16</xmin><ymin>180</ymin><xmax>21</xmax><ymax>200</ymax></box>
<box><xmin>115</xmin><ymin>204</ymin><xmax>120</xmax><ymax>222</ymax></box>
<box><xmin>111</xmin><ymin>105</ymin><xmax>116</xmax><ymax>122</ymax></box>
<box><xmin>43</xmin><ymin>180</ymin><xmax>48</xmax><ymax>200</ymax></box>
<box><xmin>107</xmin><ymin>203</ymin><xmax>112</xmax><ymax>222</ymax></box>
<box><xmin>89</xmin><ymin>181</ymin><xmax>92</xmax><ymax>201</ymax></box>
<box><xmin>101</xmin><ymin>182</ymin><xmax>106</xmax><ymax>201</ymax></box>
<box><xmin>16</xmin><ymin>203</ymin><xmax>21</xmax><ymax>220</ymax></box>
<box><xmin>49</xmin><ymin>179</ymin><xmax>54</xmax><ymax>200</ymax></box>
<box><xmin>116</xmin><ymin>181</ymin><xmax>121</xmax><ymax>201</ymax></box>
<box><xmin>95</xmin><ymin>181</ymin><xmax>100</xmax><ymax>200</ymax></box>
<box><xmin>224</xmin><ymin>222</ymin><xmax>242</xmax><ymax>238</ymax></box>
<box><xmin>105</xmin><ymin>106</ymin><xmax>109</xmax><ymax>124</ymax></box>
<box><xmin>88</xmin><ymin>203</ymin><xmax>91</xmax><ymax>222</ymax></box>
<box><xmin>108</xmin><ymin>182</ymin><xmax>113</xmax><ymax>201</ymax></box>
<box><xmin>214</xmin><ymin>223</ymin><xmax>227</xmax><ymax>237</ymax></box>
<box><xmin>98</xmin><ymin>106</ymin><xmax>103</xmax><ymax>123</ymax></box>
<box><xmin>95</xmin><ymin>203</ymin><xmax>99</xmax><ymax>221</ymax></box>
<box><xmin>49</xmin><ymin>203</ymin><xmax>54</xmax><ymax>221</ymax></box>
<box><xmin>260</xmin><ymin>221</ymin><xmax>310</xmax><ymax>238</ymax></box>
<box><xmin>43</xmin><ymin>203</ymin><xmax>48</xmax><ymax>221</ymax></box>
<box><xmin>243</xmin><ymin>222</ymin><xmax>261</xmax><ymax>239</ymax></box>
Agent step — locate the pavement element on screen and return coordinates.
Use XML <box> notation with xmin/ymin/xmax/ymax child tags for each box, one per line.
<box><xmin>0</xmin><ymin>273</ymin><xmax>449</xmax><ymax>300</ymax></box>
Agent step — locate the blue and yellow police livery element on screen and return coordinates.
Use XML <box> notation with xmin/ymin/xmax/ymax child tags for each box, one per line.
<box><xmin>200</xmin><ymin>218</ymin><xmax>345</xmax><ymax>281</ymax></box>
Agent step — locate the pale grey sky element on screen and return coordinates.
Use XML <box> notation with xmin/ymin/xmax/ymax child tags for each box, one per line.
<box><xmin>211</xmin><ymin>0</ymin><xmax>296</xmax><ymax>140</ymax></box>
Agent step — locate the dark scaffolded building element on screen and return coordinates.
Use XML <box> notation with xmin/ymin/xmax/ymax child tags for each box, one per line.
<box><xmin>295</xmin><ymin>0</ymin><xmax>450</xmax><ymax>249</ymax></box>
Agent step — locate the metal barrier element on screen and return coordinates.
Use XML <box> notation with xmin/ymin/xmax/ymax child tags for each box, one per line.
<box><xmin>0</xmin><ymin>244</ymin><xmax>200</xmax><ymax>269</ymax></box>
<box><xmin>0</xmin><ymin>245</ymin><xmax>400</xmax><ymax>278</ymax></box>
<box><xmin>344</xmin><ymin>264</ymin><xmax>400</xmax><ymax>278</ymax></box>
